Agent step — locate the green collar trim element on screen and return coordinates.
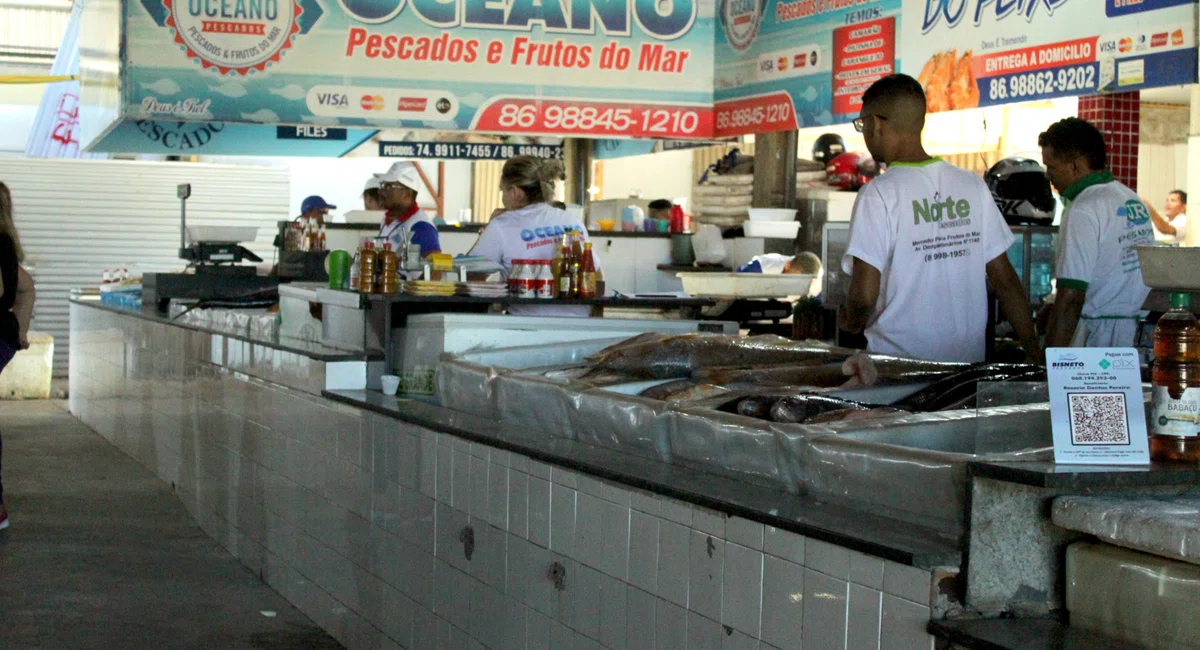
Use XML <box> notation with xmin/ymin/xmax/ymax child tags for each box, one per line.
<box><xmin>1061</xmin><ymin>171</ymin><xmax>1114</xmax><ymax>202</ymax></box>
<box><xmin>887</xmin><ymin>157</ymin><xmax>942</xmax><ymax>169</ymax></box>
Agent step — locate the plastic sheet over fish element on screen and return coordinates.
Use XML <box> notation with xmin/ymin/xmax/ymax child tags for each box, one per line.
<box><xmin>770</xmin><ymin>394</ymin><xmax>873</xmax><ymax>423</ymax></box>
<box><xmin>693</xmin><ymin>355</ymin><xmax>968</xmax><ymax>387</ymax></box>
<box><xmin>895</xmin><ymin>364</ymin><xmax>1047</xmax><ymax>412</ymax></box>
<box><xmin>583</xmin><ymin>334</ymin><xmax>853</xmax><ymax>380</ymax></box>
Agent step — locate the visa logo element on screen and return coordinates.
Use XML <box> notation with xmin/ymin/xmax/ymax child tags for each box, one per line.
<box><xmin>316</xmin><ymin>92</ymin><xmax>349</xmax><ymax>107</ymax></box>
<box><xmin>1099</xmin><ymin>40</ymin><xmax>1117</xmax><ymax>53</ymax></box>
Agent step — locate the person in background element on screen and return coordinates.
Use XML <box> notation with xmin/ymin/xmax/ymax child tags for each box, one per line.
<box><xmin>1147</xmin><ymin>189</ymin><xmax>1187</xmax><ymax>245</ymax></box>
<box><xmin>362</xmin><ymin>178</ymin><xmax>384</xmax><ymax>211</ymax></box>
<box><xmin>550</xmin><ymin>201</ymin><xmax>568</xmax><ymax>210</ymax></box>
<box><xmin>374</xmin><ymin>161</ymin><xmax>441</xmax><ymax>257</ymax></box>
<box><xmin>839</xmin><ymin>74</ymin><xmax>1039</xmax><ymax>364</ymax></box>
<box><xmin>470</xmin><ymin>156</ymin><xmax>599</xmax><ymax>316</ymax></box>
<box><xmin>300</xmin><ymin>195</ymin><xmax>335</xmax><ymax>224</ymax></box>
<box><xmin>0</xmin><ymin>182</ymin><xmax>36</xmax><ymax>530</ymax></box>
<box><xmin>738</xmin><ymin>251</ymin><xmax>822</xmax><ymax>275</ymax></box>
<box><xmin>1041</xmin><ymin>118</ymin><xmax>1156</xmax><ymax>348</ymax></box>
<box><xmin>647</xmin><ymin>199</ymin><xmax>673</xmax><ymax>221</ymax></box>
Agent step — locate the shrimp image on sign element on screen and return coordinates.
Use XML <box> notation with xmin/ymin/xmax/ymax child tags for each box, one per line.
<box><xmin>916</xmin><ymin>50</ymin><xmax>980</xmax><ymax>113</ymax></box>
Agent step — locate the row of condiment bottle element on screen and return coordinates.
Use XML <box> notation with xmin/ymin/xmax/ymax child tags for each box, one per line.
<box><xmin>506</xmin><ymin>231</ymin><xmax>599</xmax><ymax>300</ymax></box>
<box><xmin>349</xmin><ymin>241</ymin><xmax>400</xmax><ymax>294</ymax></box>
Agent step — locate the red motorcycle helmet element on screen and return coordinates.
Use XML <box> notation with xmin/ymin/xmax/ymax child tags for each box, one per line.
<box><xmin>826</xmin><ymin>152</ymin><xmax>878</xmax><ymax>191</ymax></box>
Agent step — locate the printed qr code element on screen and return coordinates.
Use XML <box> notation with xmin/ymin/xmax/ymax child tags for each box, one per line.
<box><xmin>1068</xmin><ymin>392</ymin><xmax>1130</xmax><ymax>445</ymax></box>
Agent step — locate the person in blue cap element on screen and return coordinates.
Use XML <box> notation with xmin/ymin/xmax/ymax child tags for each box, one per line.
<box><xmin>300</xmin><ymin>195</ymin><xmax>335</xmax><ymax>223</ymax></box>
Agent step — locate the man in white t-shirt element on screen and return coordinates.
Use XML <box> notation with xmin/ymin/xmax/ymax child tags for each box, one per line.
<box><xmin>1148</xmin><ymin>189</ymin><xmax>1187</xmax><ymax>245</ymax></box>
<box><xmin>839</xmin><ymin>74</ymin><xmax>1039</xmax><ymax>363</ymax></box>
<box><xmin>1040</xmin><ymin>118</ymin><xmax>1155</xmax><ymax>348</ymax></box>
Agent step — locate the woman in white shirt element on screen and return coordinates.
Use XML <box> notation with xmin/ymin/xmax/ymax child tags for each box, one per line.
<box><xmin>470</xmin><ymin>156</ymin><xmax>598</xmax><ymax>316</ymax></box>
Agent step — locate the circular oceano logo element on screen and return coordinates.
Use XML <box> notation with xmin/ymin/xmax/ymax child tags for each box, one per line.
<box><xmin>721</xmin><ymin>0</ymin><xmax>764</xmax><ymax>52</ymax></box>
<box><xmin>164</xmin><ymin>0</ymin><xmax>302</xmax><ymax>75</ymax></box>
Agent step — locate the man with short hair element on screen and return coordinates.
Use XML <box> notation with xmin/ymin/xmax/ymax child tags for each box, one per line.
<box><xmin>374</xmin><ymin>161</ymin><xmax>441</xmax><ymax>257</ymax></box>
<box><xmin>839</xmin><ymin>74</ymin><xmax>1039</xmax><ymax>363</ymax></box>
<box><xmin>1147</xmin><ymin>189</ymin><xmax>1188</xmax><ymax>245</ymax></box>
<box><xmin>1041</xmin><ymin>117</ymin><xmax>1155</xmax><ymax>348</ymax></box>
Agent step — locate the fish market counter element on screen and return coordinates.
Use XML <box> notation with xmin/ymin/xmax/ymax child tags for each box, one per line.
<box><xmin>70</xmin><ymin>300</ymin><xmax>1170</xmax><ymax>650</ymax></box>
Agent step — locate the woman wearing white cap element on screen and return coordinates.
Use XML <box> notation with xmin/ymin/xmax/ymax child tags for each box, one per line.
<box><xmin>374</xmin><ymin>161</ymin><xmax>441</xmax><ymax>257</ymax></box>
<box><xmin>362</xmin><ymin>177</ymin><xmax>384</xmax><ymax>211</ymax></box>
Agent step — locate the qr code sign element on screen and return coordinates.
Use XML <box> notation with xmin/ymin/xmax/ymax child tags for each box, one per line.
<box><xmin>1068</xmin><ymin>392</ymin><xmax>1130</xmax><ymax>445</ymax></box>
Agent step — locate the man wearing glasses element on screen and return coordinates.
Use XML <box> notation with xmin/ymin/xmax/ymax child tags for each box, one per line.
<box><xmin>373</xmin><ymin>161</ymin><xmax>442</xmax><ymax>258</ymax></box>
<box><xmin>839</xmin><ymin>74</ymin><xmax>1039</xmax><ymax>364</ymax></box>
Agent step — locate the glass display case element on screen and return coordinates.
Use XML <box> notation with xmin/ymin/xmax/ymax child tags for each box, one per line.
<box><xmin>1006</xmin><ymin>225</ymin><xmax>1058</xmax><ymax>307</ymax></box>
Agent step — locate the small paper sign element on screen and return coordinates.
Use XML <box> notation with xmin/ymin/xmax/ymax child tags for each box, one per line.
<box><xmin>1046</xmin><ymin>347</ymin><xmax>1149</xmax><ymax>464</ymax></box>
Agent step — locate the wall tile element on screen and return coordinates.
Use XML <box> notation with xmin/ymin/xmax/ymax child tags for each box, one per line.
<box><xmin>407</xmin><ymin>547</ymin><xmax>437</xmax><ymax>612</ymax></box>
<box><xmin>658</xmin><ymin>496</ymin><xmax>693</xmax><ymax>527</ymax></box>
<box><xmin>529</xmin><ymin>460</ymin><xmax>552</xmax><ymax>481</ymax></box>
<box><xmin>850</xmin><ymin>552</ymin><xmax>885</xmax><ymax>591</ymax></box>
<box><xmin>468</xmin><ymin>523</ymin><xmax>507</xmax><ymax>592</ymax></box>
<box><xmin>508</xmin><ymin>451</ymin><xmax>529</xmax><ymax>474</ymax></box>
<box><xmin>631</xmin><ymin>490</ymin><xmax>661</xmax><ymax>517</ymax></box>
<box><xmin>569</xmin><ymin>562</ymin><xmax>602</xmax><ymax>640</ymax></box>
<box><xmin>486</xmin><ymin>464</ymin><xmax>509</xmax><ymax>532</ymax></box>
<box><xmin>470</xmin><ymin>583</ymin><xmax>508</xmax><ymax>648</ymax></box>
<box><xmin>629</xmin><ymin>511</ymin><xmax>660</xmax><ymax>595</ymax></box>
<box><xmin>689</xmin><ymin>530</ymin><xmax>724</xmax><ymax>622</ymax></box>
<box><xmin>726</xmin><ymin>517</ymin><xmax>764</xmax><ymax>551</ymax></box>
<box><xmin>527</xmin><ymin>608</ymin><xmax>552</xmax><ymax>650</ymax></box>
<box><xmin>498</xmin><ymin>601</ymin><xmax>528</xmax><ymax>650</ymax></box>
<box><xmin>413</xmin><ymin>605</ymin><xmax>439</xmax><ymax>650</ymax></box>
<box><xmin>419</xmin><ymin>431</ymin><xmax>438</xmax><ymax>498</ymax></box>
<box><xmin>692</xmin><ymin>507</ymin><xmax>726</xmax><ymax>539</ymax></box>
<box><xmin>550</xmin><ymin>484</ymin><xmax>577</xmax><ymax>557</ymax></box>
<box><xmin>721</xmin><ymin>542</ymin><xmax>763</xmax><ymax>638</ymax></box>
<box><xmin>763</xmin><ymin>527</ymin><xmax>805</xmax><ymax>565</ymax></box>
<box><xmin>846</xmin><ymin>583</ymin><xmax>882</xmax><ymax>650</ymax></box>
<box><xmin>396</xmin><ymin>487</ymin><xmax>436</xmax><ymax>555</ymax></box>
<box><xmin>687</xmin><ymin>611</ymin><xmax>723</xmax><ymax>650</ymax></box>
<box><xmin>452</xmin><ymin>449</ymin><xmax>471</xmax><ymax>515</ymax></box>
<box><xmin>506</xmin><ymin>535</ymin><xmax>534</xmax><ymax>606</ymax></box>
<box><xmin>760</xmin><ymin>555</ymin><xmax>804</xmax><ymax>650</ymax></box>
<box><xmin>436</xmin><ymin>442</ymin><xmax>453</xmax><ymax>504</ymax></box>
<box><xmin>378</xmin><ymin>584</ymin><xmax>416</xmax><ymax>647</ymax></box>
<box><xmin>880</xmin><ymin>594</ymin><xmax>933</xmax><ymax>650</ymax></box>
<box><xmin>551</xmin><ymin>466</ymin><xmax>578</xmax><ymax>489</ymax></box>
<box><xmin>721</xmin><ymin>629</ymin><xmax>759</xmax><ymax>650</ymax></box>
<box><xmin>469</xmin><ymin>441</ymin><xmax>490</xmax><ymax>461</ymax></box>
<box><xmin>470</xmin><ymin>454</ymin><xmax>489</xmax><ymax>520</ymax></box>
<box><xmin>550</xmin><ymin>620</ymin><xmax>575</xmax><ymax>649</ymax></box>
<box><xmin>657</xmin><ymin>520</ymin><xmax>690</xmax><ymax>608</ymax></box>
<box><xmin>598</xmin><ymin>500</ymin><xmax>631</xmax><ymax>581</ymax></box>
<box><xmin>599</xmin><ymin>573</ymin><xmax>629</xmax><ymax>650</ymax></box>
<box><xmin>575</xmin><ymin>493</ymin><xmax>605</xmax><ymax>569</ymax></box>
<box><xmin>577</xmin><ymin>474</ymin><xmax>632</xmax><ymax>508</ymax></box>
<box><xmin>806</xmin><ymin>539</ymin><xmax>850</xmax><ymax>581</ymax></box>
<box><xmin>883</xmin><ymin>562</ymin><xmax>931</xmax><ymax>607</ymax></box>
<box><xmin>508</xmin><ymin>471</ymin><xmax>530</xmax><ymax>540</ymax></box>
<box><xmin>627</xmin><ymin>587</ymin><xmax>658</xmax><ymax>650</ymax></box>
<box><xmin>655</xmin><ymin>597</ymin><xmax>688</xmax><ymax>650</ymax></box>
<box><xmin>801</xmin><ymin>568</ymin><xmax>847</xmax><ymax>650</ymax></box>
<box><xmin>435</xmin><ymin>503</ymin><xmax>471</xmax><ymax>573</ymax></box>
<box><xmin>528</xmin><ymin>476</ymin><xmax>552</xmax><ymax>548</ymax></box>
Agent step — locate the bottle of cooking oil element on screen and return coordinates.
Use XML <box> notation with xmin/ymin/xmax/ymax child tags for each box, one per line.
<box><xmin>358</xmin><ymin>241</ymin><xmax>378</xmax><ymax>295</ymax></box>
<box><xmin>1151</xmin><ymin>292</ymin><xmax>1200</xmax><ymax>462</ymax></box>
<box><xmin>378</xmin><ymin>243</ymin><xmax>399</xmax><ymax>295</ymax></box>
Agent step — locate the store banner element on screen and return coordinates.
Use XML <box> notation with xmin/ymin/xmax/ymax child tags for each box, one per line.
<box><xmin>378</xmin><ymin>141</ymin><xmax>563</xmax><ymax>159</ymax></box>
<box><xmin>89</xmin><ymin>120</ymin><xmax>376</xmax><ymax>156</ymax></box>
<box><xmin>121</xmin><ymin>0</ymin><xmax>716</xmax><ymax>139</ymax></box>
<box><xmin>901</xmin><ymin>0</ymin><xmax>1198</xmax><ymax>113</ymax></box>
<box><xmin>713</xmin><ymin>0</ymin><xmax>903</xmax><ymax>136</ymax></box>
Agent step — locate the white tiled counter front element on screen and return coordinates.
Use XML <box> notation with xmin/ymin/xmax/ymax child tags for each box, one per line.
<box><xmin>70</xmin><ymin>301</ymin><xmax>941</xmax><ymax>650</ymax></box>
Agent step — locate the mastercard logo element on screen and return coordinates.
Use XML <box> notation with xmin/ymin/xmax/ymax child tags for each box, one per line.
<box><xmin>1173</xmin><ymin>29</ymin><xmax>1185</xmax><ymax>46</ymax></box>
<box><xmin>778</xmin><ymin>56</ymin><xmax>788</xmax><ymax>71</ymax></box>
<box><xmin>360</xmin><ymin>95</ymin><xmax>384</xmax><ymax>111</ymax></box>
<box><xmin>1118</xmin><ymin>37</ymin><xmax>1133</xmax><ymax>53</ymax></box>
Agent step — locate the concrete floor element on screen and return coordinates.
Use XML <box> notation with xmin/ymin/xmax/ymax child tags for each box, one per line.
<box><xmin>0</xmin><ymin>401</ymin><xmax>343</xmax><ymax>650</ymax></box>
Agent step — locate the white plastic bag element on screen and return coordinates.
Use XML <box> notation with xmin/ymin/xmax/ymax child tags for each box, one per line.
<box><xmin>691</xmin><ymin>224</ymin><xmax>728</xmax><ymax>265</ymax></box>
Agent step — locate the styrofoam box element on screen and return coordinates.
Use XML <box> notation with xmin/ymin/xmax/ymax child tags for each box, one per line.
<box><xmin>748</xmin><ymin>208</ymin><xmax>796</xmax><ymax>222</ymax></box>
<box><xmin>743</xmin><ymin>221</ymin><xmax>801</xmax><ymax>238</ymax></box>
<box><xmin>396</xmin><ymin>314</ymin><xmax>738</xmax><ymax>395</ymax></box>
<box><xmin>1137</xmin><ymin>246</ymin><xmax>1200</xmax><ymax>291</ymax></box>
<box><xmin>677</xmin><ymin>272</ymin><xmax>818</xmax><ymax>298</ymax></box>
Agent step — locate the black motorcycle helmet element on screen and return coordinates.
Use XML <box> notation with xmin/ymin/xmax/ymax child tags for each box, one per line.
<box><xmin>985</xmin><ymin>157</ymin><xmax>1057</xmax><ymax>226</ymax></box>
<box><xmin>812</xmin><ymin>133</ymin><xmax>846</xmax><ymax>165</ymax></box>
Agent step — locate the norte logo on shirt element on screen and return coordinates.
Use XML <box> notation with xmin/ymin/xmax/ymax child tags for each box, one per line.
<box><xmin>912</xmin><ymin>196</ymin><xmax>972</xmax><ymax>225</ymax></box>
<box><xmin>1119</xmin><ymin>200</ymin><xmax>1150</xmax><ymax>229</ymax></box>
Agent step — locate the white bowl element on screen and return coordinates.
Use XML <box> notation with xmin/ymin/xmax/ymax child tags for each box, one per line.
<box><xmin>743</xmin><ymin>220</ymin><xmax>801</xmax><ymax>239</ymax></box>
<box><xmin>381</xmin><ymin>375</ymin><xmax>401</xmax><ymax>396</ymax></box>
<box><xmin>747</xmin><ymin>208</ymin><xmax>796</xmax><ymax>222</ymax></box>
